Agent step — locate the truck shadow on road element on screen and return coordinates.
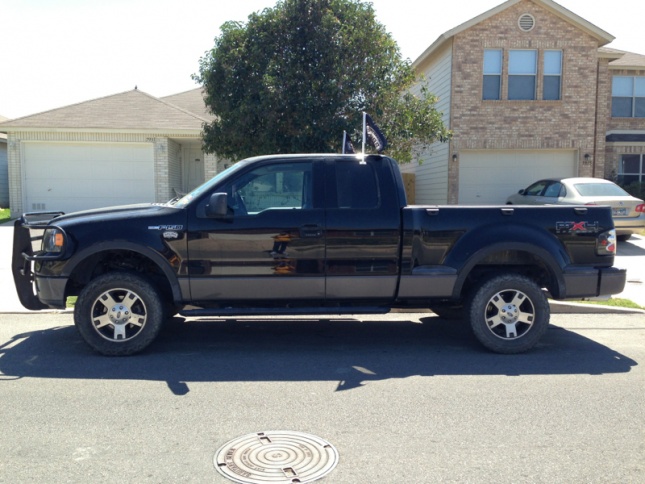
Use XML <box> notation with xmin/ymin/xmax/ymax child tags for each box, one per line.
<box><xmin>0</xmin><ymin>315</ymin><xmax>637</xmax><ymax>395</ymax></box>
<box><xmin>618</xmin><ymin>238</ymin><xmax>645</xmax><ymax>256</ymax></box>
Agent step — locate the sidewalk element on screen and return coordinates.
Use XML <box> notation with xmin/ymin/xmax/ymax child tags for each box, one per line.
<box><xmin>0</xmin><ymin>224</ymin><xmax>643</xmax><ymax>313</ymax></box>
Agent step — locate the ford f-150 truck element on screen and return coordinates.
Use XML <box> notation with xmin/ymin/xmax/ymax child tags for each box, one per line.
<box><xmin>13</xmin><ymin>154</ymin><xmax>626</xmax><ymax>355</ymax></box>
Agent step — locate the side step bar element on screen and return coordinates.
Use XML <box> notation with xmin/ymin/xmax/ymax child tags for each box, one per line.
<box><xmin>180</xmin><ymin>306</ymin><xmax>392</xmax><ymax>317</ymax></box>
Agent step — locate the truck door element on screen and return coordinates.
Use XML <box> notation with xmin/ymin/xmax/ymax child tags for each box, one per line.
<box><xmin>187</xmin><ymin>159</ymin><xmax>325</xmax><ymax>303</ymax></box>
<box><xmin>324</xmin><ymin>157</ymin><xmax>401</xmax><ymax>301</ymax></box>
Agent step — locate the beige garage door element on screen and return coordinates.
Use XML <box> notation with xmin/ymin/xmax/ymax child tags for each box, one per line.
<box><xmin>23</xmin><ymin>142</ymin><xmax>155</xmax><ymax>213</ymax></box>
<box><xmin>458</xmin><ymin>150</ymin><xmax>577</xmax><ymax>204</ymax></box>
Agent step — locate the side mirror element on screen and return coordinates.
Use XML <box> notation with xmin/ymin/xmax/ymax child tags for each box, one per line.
<box><xmin>205</xmin><ymin>192</ymin><xmax>228</xmax><ymax>218</ymax></box>
<box><xmin>518</xmin><ymin>189</ymin><xmax>525</xmax><ymax>195</ymax></box>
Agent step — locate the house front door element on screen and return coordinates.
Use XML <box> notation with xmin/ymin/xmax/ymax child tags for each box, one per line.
<box><xmin>183</xmin><ymin>146</ymin><xmax>205</xmax><ymax>192</ymax></box>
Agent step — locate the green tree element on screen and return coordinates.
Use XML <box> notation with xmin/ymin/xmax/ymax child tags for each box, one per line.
<box><xmin>194</xmin><ymin>0</ymin><xmax>450</xmax><ymax>163</ymax></box>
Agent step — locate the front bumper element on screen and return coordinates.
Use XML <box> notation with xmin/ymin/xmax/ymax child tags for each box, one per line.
<box><xmin>12</xmin><ymin>216</ymin><xmax>68</xmax><ymax>310</ymax></box>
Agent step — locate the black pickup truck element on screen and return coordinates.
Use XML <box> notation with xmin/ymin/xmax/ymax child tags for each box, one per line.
<box><xmin>13</xmin><ymin>154</ymin><xmax>626</xmax><ymax>355</ymax></box>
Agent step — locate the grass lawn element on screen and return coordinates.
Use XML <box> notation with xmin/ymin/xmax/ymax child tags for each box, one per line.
<box><xmin>0</xmin><ymin>208</ymin><xmax>10</xmax><ymax>224</ymax></box>
<box><xmin>578</xmin><ymin>298</ymin><xmax>644</xmax><ymax>310</ymax></box>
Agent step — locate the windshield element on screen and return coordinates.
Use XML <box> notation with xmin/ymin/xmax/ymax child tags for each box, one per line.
<box><xmin>573</xmin><ymin>182</ymin><xmax>630</xmax><ymax>197</ymax></box>
<box><xmin>170</xmin><ymin>160</ymin><xmax>250</xmax><ymax>208</ymax></box>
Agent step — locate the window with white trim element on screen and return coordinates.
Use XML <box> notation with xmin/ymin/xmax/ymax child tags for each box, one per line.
<box><xmin>508</xmin><ymin>50</ymin><xmax>537</xmax><ymax>100</ymax></box>
<box><xmin>612</xmin><ymin>76</ymin><xmax>645</xmax><ymax>117</ymax></box>
<box><xmin>543</xmin><ymin>50</ymin><xmax>562</xmax><ymax>100</ymax></box>
<box><xmin>620</xmin><ymin>154</ymin><xmax>645</xmax><ymax>184</ymax></box>
<box><xmin>483</xmin><ymin>49</ymin><xmax>502</xmax><ymax>100</ymax></box>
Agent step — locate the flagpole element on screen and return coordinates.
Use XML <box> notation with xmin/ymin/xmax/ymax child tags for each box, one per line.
<box><xmin>362</xmin><ymin>112</ymin><xmax>367</xmax><ymax>155</ymax></box>
<box><xmin>342</xmin><ymin>131</ymin><xmax>347</xmax><ymax>154</ymax></box>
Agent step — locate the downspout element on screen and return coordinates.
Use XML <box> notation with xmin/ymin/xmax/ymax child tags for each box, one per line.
<box><xmin>592</xmin><ymin>57</ymin><xmax>601</xmax><ymax>177</ymax></box>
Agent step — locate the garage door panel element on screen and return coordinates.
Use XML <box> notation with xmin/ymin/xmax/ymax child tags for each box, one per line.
<box><xmin>458</xmin><ymin>150</ymin><xmax>576</xmax><ymax>204</ymax></box>
<box><xmin>24</xmin><ymin>143</ymin><xmax>154</xmax><ymax>213</ymax></box>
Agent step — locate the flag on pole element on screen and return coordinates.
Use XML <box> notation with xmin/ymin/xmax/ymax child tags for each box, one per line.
<box><xmin>363</xmin><ymin>113</ymin><xmax>387</xmax><ymax>153</ymax></box>
<box><xmin>342</xmin><ymin>131</ymin><xmax>355</xmax><ymax>154</ymax></box>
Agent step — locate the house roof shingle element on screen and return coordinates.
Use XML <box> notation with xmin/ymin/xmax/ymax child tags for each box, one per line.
<box><xmin>161</xmin><ymin>88</ymin><xmax>214</xmax><ymax>121</ymax></box>
<box><xmin>0</xmin><ymin>89</ymin><xmax>210</xmax><ymax>132</ymax></box>
<box><xmin>602</xmin><ymin>48</ymin><xmax>645</xmax><ymax>70</ymax></box>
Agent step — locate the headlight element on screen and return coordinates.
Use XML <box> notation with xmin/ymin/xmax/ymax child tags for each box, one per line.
<box><xmin>42</xmin><ymin>228</ymin><xmax>65</xmax><ymax>253</ymax></box>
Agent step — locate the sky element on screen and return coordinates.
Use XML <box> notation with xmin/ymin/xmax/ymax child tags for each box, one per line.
<box><xmin>1</xmin><ymin>0</ymin><xmax>643</xmax><ymax>120</ymax></box>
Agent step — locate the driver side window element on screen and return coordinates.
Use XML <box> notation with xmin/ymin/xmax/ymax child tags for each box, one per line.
<box><xmin>543</xmin><ymin>182</ymin><xmax>564</xmax><ymax>198</ymax></box>
<box><xmin>227</xmin><ymin>162</ymin><xmax>313</xmax><ymax>215</ymax></box>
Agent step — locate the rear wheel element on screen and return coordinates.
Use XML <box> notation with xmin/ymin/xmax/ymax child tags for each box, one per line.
<box><xmin>467</xmin><ymin>274</ymin><xmax>549</xmax><ymax>354</ymax></box>
<box><xmin>74</xmin><ymin>272</ymin><xmax>164</xmax><ymax>356</ymax></box>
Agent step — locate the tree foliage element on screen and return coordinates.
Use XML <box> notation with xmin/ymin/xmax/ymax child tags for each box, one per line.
<box><xmin>194</xmin><ymin>0</ymin><xmax>450</xmax><ymax>163</ymax></box>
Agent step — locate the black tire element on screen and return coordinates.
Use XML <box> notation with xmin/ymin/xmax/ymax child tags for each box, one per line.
<box><xmin>617</xmin><ymin>234</ymin><xmax>631</xmax><ymax>242</ymax></box>
<box><xmin>466</xmin><ymin>274</ymin><xmax>549</xmax><ymax>354</ymax></box>
<box><xmin>74</xmin><ymin>272</ymin><xmax>164</xmax><ymax>356</ymax></box>
<box><xmin>429</xmin><ymin>303</ymin><xmax>464</xmax><ymax>320</ymax></box>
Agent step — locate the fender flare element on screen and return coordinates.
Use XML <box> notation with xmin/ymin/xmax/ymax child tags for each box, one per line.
<box><xmin>60</xmin><ymin>240</ymin><xmax>184</xmax><ymax>302</ymax></box>
<box><xmin>451</xmin><ymin>240</ymin><xmax>568</xmax><ymax>300</ymax></box>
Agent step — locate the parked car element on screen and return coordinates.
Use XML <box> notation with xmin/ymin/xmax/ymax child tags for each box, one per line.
<box><xmin>507</xmin><ymin>177</ymin><xmax>645</xmax><ymax>241</ymax></box>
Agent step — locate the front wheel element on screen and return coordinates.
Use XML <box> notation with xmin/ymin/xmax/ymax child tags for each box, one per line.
<box><xmin>466</xmin><ymin>274</ymin><xmax>549</xmax><ymax>354</ymax></box>
<box><xmin>74</xmin><ymin>272</ymin><xmax>164</xmax><ymax>356</ymax></box>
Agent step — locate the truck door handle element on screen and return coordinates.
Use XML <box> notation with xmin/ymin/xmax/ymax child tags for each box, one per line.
<box><xmin>299</xmin><ymin>224</ymin><xmax>323</xmax><ymax>238</ymax></box>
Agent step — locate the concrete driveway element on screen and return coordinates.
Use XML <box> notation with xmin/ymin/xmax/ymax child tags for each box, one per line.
<box><xmin>1</xmin><ymin>223</ymin><xmax>644</xmax><ymax>313</ymax></box>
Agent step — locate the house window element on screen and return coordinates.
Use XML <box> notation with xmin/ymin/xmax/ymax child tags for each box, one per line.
<box><xmin>508</xmin><ymin>50</ymin><xmax>537</xmax><ymax>100</ymax></box>
<box><xmin>483</xmin><ymin>49</ymin><xmax>502</xmax><ymax>100</ymax></box>
<box><xmin>619</xmin><ymin>154</ymin><xmax>645</xmax><ymax>184</ymax></box>
<box><xmin>612</xmin><ymin>76</ymin><xmax>645</xmax><ymax>117</ymax></box>
<box><xmin>543</xmin><ymin>50</ymin><xmax>562</xmax><ymax>100</ymax></box>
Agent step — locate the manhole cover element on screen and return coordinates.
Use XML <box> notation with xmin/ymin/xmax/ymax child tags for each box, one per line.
<box><xmin>214</xmin><ymin>430</ymin><xmax>339</xmax><ymax>484</ymax></box>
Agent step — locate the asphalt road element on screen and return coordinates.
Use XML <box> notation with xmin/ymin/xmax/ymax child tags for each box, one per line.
<box><xmin>1</xmin><ymin>311</ymin><xmax>643</xmax><ymax>483</ymax></box>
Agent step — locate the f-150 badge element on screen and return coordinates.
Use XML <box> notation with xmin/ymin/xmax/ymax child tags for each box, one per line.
<box><xmin>148</xmin><ymin>225</ymin><xmax>183</xmax><ymax>231</ymax></box>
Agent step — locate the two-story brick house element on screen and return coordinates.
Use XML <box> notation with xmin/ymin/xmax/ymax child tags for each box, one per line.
<box><xmin>404</xmin><ymin>0</ymin><xmax>645</xmax><ymax>204</ymax></box>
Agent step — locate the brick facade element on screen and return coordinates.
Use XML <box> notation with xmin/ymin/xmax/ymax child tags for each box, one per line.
<box><xmin>449</xmin><ymin>1</ymin><xmax>599</xmax><ymax>201</ymax></box>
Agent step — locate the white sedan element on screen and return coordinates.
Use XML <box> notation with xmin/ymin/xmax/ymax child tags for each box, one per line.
<box><xmin>506</xmin><ymin>177</ymin><xmax>645</xmax><ymax>241</ymax></box>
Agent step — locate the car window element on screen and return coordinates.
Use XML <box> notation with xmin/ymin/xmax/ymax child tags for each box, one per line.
<box><xmin>573</xmin><ymin>182</ymin><xmax>630</xmax><ymax>197</ymax></box>
<box><xmin>543</xmin><ymin>182</ymin><xmax>563</xmax><ymax>198</ymax></box>
<box><xmin>335</xmin><ymin>161</ymin><xmax>379</xmax><ymax>209</ymax></box>
<box><xmin>228</xmin><ymin>162</ymin><xmax>313</xmax><ymax>215</ymax></box>
<box><xmin>524</xmin><ymin>181</ymin><xmax>548</xmax><ymax>196</ymax></box>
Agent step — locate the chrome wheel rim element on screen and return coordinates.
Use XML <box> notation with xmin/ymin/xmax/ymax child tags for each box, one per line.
<box><xmin>484</xmin><ymin>288</ymin><xmax>535</xmax><ymax>340</ymax></box>
<box><xmin>90</xmin><ymin>288</ymin><xmax>147</xmax><ymax>342</ymax></box>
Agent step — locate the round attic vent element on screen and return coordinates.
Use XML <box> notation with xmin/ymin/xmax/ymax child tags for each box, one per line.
<box><xmin>518</xmin><ymin>14</ymin><xmax>535</xmax><ymax>32</ymax></box>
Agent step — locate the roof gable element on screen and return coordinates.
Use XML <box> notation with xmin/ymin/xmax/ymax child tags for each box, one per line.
<box><xmin>0</xmin><ymin>89</ymin><xmax>209</xmax><ymax>131</ymax></box>
<box><xmin>161</xmin><ymin>88</ymin><xmax>214</xmax><ymax>121</ymax></box>
<box><xmin>413</xmin><ymin>0</ymin><xmax>615</xmax><ymax>69</ymax></box>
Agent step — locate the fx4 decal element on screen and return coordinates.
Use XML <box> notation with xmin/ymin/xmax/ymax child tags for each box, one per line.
<box><xmin>555</xmin><ymin>221</ymin><xmax>600</xmax><ymax>234</ymax></box>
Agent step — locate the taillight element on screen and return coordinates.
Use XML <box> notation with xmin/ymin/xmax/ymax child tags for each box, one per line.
<box><xmin>636</xmin><ymin>204</ymin><xmax>645</xmax><ymax>213</ymax></box>
<box><xmin>596</xmin><ymin>229</ymin><xmax>616</xmax><ymax>255</ymax></box>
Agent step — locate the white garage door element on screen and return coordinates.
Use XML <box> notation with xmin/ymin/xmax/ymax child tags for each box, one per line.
<box><xmin>458</xmin><ymin>150</ymin><xmax>577</xmax><ymax>204</ymax></box>
<box><xmin>23</xmin><ymin>142</ymin><xmax>155</xmax><ymax>213</ymax></box>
